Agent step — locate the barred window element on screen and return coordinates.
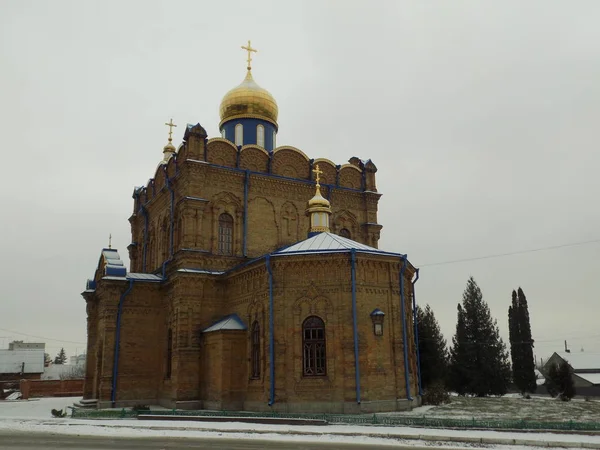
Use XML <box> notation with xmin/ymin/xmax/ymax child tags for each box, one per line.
<box><xmin>251</xmin><ymin>321</ymin><xmax>260</xmax><ymax>379</ymax></box>
<box><xmin>218</xmin><ymin>213</ymin><xmax>233</xmax><ymax>255</ymax></box>
<box><xmin>303</xmin><ymin>316</ymin><xmax>326</xmax><ymax>376</ymax></box>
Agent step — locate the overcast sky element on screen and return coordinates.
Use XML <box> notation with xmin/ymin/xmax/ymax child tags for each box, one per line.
<box><xmin>1</xmin><ymin>0</ymin><xmax>599</xmax><ymax>364</ymax></box>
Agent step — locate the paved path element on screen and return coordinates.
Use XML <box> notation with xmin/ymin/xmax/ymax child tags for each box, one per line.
<box><xmin>0</xmin><ymin>430</ymin><xmax>426</xmax><ymax>450</ymax></box>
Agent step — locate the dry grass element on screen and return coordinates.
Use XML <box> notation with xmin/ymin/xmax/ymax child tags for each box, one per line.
<box><xmin>413</xmin><ymin>395</ymin><xmax>600</xmax><ymax>422</ymax></box>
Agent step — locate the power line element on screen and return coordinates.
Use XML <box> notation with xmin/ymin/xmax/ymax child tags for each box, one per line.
<box><xmin>0</xmin><ymin>327</ymin><xmax>86</xmax><ymax>345</ymax></box>
<box><xmin>418</xmin><ymin>238</ymin><xmax>600</xmax><ymax>268</ymax></box>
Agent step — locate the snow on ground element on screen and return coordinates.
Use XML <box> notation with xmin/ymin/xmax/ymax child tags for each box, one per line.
<box><xmin>391</xmin><ymin>396</ymin><xmax>600</xmax><ymax>422</ymax></box>
<box><xmin>1</xmin><ymin>397</ymin><xmax>600</xmax><ymax>448</ymax></box>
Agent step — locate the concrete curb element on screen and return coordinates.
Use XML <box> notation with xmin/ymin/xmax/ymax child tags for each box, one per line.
<box><xmin>60</xmin><ymin>421</ymin><xmax>600</xmax><ymax>449</ymax></box>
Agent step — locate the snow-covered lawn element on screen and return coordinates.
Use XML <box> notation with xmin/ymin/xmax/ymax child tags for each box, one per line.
<box><xmin>398</xmin><ymin>396</ymin><xmax>600</xmax><ymax>422</ymax></box>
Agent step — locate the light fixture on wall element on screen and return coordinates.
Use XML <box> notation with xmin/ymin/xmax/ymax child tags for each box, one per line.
<box><xmin>370</xmin><ymin>308</ymin><xmax>385</xmax><ymax>336</ymax></box>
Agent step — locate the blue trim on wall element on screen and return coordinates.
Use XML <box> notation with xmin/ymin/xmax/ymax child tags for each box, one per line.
<box><xmin>266</xmin><ymin>254</ymin><xmax>275</xmax><ymax>406</ymax></box>
<box><xmin>399</xmin><ymin>257</ymin><xmax>413</xmax><ymax>401</ymax></box>
<box><xmin>111</xmin><ymin>279</ymin><xmax>134</xmax><ymax>407</ymax></box>
<box><xmin>350</xmin><ymin>249</ymin><xmax>361</xmax><ymax>404</ymax></box>
<box><xmin>243</xmin><ymin>170</ymin><xmax>249</xmax><ymax>257</ymax></box>
<box><xmin>412</xmin><ymin>268</ymin><xmax>423</xmax><ymax>396</ymax></box>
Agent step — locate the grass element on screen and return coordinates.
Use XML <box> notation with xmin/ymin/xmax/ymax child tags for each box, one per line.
<box><xmin>413</xmin><ymin>395</ymin><xmax>600</xmax><ymax>422</ymax></box>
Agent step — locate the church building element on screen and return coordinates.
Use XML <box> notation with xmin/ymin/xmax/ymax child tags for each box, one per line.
<box><xmin>82</xmin><ymin>42</ymin><xmax>422</xmax><ymax>413</ymax></box>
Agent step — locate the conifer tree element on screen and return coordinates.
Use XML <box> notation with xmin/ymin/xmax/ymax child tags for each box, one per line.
<box><xmin>54</xmin><ymin>348</ymin><xmax>67</xmax><ymax>365</ymax></box>
<box><xmin>508</xmin><ymin>288</ymin><xmax>537</xmax><ymax>394</ymax></box>
<box><xmin>448</xmin><ymin>277</ymin><xmax>511</xmax><ymax>396</ymax></box>
<box><xmin>546</xmin><ymin>361</ymin><xmax>576</xmax><ymax>401</ymax></box>
<box><xmin>416</xmin><ymin>304</ymin><xmax>448</xmax><ymax>390</ymax></box>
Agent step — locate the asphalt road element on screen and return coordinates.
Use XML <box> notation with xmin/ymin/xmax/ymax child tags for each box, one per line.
<box><xmin>0</xmin><ymin>431</ymin><xmax>431</xmax><ymax>450</ymax></box>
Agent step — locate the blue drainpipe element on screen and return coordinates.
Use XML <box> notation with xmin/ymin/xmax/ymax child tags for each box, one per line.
<box><xmin>399</xmin><ymin>257</ymin><xmax>413</xmax><ymax>401</ymax></box>
<box><xmin>411</xmin><ymin>268</ymin><xmax>423</xmax><ymax>396</ymax></box>
<box><xmin>140</xmin><ymin>206</ymin><xmax>148</xmax><ymax>272</ymax></box>
<box><xmin>111</xmin><ymin>278</ymin><xmax>134</xmax><ymax>407</ymax></box>
<box><xmin>161</xmin><ymin>165</ymin><xmax>175</xmax><ymax>279</ymax></box>
<box><xmin>243</xmin><ymin>170</ymin><xmax>249</xmax><ymax>257</ymax></box>
<box><xmin>266</xmin><ymin>254</ymin><xmax>275</xmax><ymax>406</ymax></box>
<box><xmin>350</xmin><ymin>249</ymin><xmax>361</xmax><ymax>403</ymax></box>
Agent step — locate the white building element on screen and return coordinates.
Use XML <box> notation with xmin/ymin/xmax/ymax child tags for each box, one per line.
<box><xmin>0</xmin><ymin>341</ymin><xmax>45</xmax><ymax>377</ymax></box>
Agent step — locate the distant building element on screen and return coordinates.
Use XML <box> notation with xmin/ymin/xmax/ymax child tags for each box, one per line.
<box><xmin>0</xmin><ymin>341</ymin><xmax>45</xmax><ymax>381</ymax></box>
<box><xmin>545</xmin><ymin>352</ymin><xmax>600</xmax><ymax>396</ymax></box>
<box><xmin>70</xmin><ymin>354</ymin><xmax>86</xmax><ymax>366</ymax></box>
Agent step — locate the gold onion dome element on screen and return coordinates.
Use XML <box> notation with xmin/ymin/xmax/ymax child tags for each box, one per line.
<box><xmin>219</xmin><ymin>70</ymin><xmax>279</xmax><ymax>127</ymax></box>
<box><xmin>308</xmin><ymin>186</ymin><xmax>331</xmax><ymax>209</ymax></box>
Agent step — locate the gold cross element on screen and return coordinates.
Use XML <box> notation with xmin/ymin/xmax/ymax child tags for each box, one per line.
<box><xmin>164</xmin><ymin>118</ymin><xmax>177</xmax><ymax>143</ymax></box>
<box><xmin>312</xmin><ymin>164</ymin><xmax>323</xmax><ymax>185</ymax></box>
<box><xmin>108</xmin><ymin>233</ymin><xmax>112</xmax><ymax>249</ymax></box>
<box><xmin>241</xmin><ymin>40</ymin><xmax>257</xmax><ymax>70</ymax></box>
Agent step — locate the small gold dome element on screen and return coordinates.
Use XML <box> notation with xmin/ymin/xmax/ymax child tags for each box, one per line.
<box><xmin>219</xmin><ymin>71</ymin><xmax>278</xmax><ymax>128</ymax></box>
<box><xmin>308</xmin><ymin>187</ymin><xmax>331</xmax><ymax>209</ymax></box>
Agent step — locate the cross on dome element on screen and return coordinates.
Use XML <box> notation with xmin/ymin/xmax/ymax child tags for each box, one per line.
<box><xmin>241</xmin><ymin>40</ymin><xmax>257</xmax><ymax>71</ymax></box>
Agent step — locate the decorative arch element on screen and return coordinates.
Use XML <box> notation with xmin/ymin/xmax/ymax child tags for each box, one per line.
<box><xmin>332</xmin><ymin>210</ymin><xmax>358</xmax><ymax>240</ymax></box>
<box><xmin>312</xmin><ymin>158</ymin><xmax>337</xmax><ymax>186</ymax></box>
<box><xmin>239</xmin><ymin>145</ymin><xmax>270</xmax><ymax>173</ymax></box>
<box><xmin>206</xmin><ymin>138</ymin><xmax>238</xmax><ymax>168</ymax></box>
<box><xmin>272</xmin><ymin>147</ymin><xmax>311</xmax><ymax>180</ymax></box>
<box><xmin>209</xmin><ymin>191</ymin><xmax>242</xmax><ymax>255</ymax></box>
<box><xmin>338</xmin><ymin>164</ymin><xmax>363</xmax><ymax>190</ymax></box>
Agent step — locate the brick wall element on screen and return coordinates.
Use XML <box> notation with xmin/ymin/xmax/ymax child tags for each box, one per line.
<box><xmin>20</xmin><ymin>379</ymin><xmax>84</xmax><ymax>399</ymax></box>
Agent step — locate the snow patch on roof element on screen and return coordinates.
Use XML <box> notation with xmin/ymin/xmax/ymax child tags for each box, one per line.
<box><xmin>556</xmin><ymin>352</ymin><xmax>600</xmax><ymax>371</ymax></box>
<box><xmin>202</xmin><ymin>314</ymin><xmax>247</xmax><ymax>333</ymax></box>
<box><xmin>576</xmin><ymin>372</ymin><xmax>600</xmax><ymax>385</ymax></box>
<box><xmin>274</xmin><ymin>232</ymin><xmax>378</xmax><ymax>254</ymax></box>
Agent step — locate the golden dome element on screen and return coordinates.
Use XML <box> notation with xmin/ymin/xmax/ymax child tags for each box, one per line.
<box><xmin>308</xmin><ymin>186</ymin><xmax>331</xmax><ymax>209</ymax></box>
<box><xmin>219</xmin><ymin>70</ymin><xmax>278</xmax><ymax>128</ymax></box>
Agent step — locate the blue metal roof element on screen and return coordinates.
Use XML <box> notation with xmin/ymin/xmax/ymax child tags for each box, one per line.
<box><xmin>272</xmin><ymin>232</ymin><xmax>405</xmax><ymax>258</ymax></box>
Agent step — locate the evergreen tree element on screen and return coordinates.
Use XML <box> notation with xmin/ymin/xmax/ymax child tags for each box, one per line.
<box><xmin>517</xmin><ymin>288</ymin><xmax>536</xmax><ymax>393</ymax></box>
<box><xmin>546</xmin><ymin>361</ymin><xmax>576</xmax><ymax>401</ymax></box>
<box><xmin>54</xmin><ymin>348</ymin><xmax>67</xmax><ymax>365</ymax></box>
<box><xmin>44</xmin><ymin>353</ymin><xmax>52</xmax><ymax>366</ymax></box>
<box><xmin>509</xmin><ymin>288</ymin><xmax>537</xmax><ymax>394</ymax></box>
<box><xmin>448</xmin><ymin>277</ymin><xmax>511</xmax><ymax>396</ymax></box>
<box><xmin>416</xmin><ymin>304</ymin><xmax>448</xmax><ymax>390</ymax></box>
<box><xmin>508</xmin><ymin>290</ymin><xmax>521</xmax><ymax>389</ymax></box>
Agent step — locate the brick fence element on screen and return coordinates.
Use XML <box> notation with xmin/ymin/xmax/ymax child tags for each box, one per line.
<box><xmin>20</xmin><ymin>379</ymin><xmax>84</xmax><ymax>399</ymax></box>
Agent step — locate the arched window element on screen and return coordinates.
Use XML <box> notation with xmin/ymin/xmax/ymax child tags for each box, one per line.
<box><xmin>251</xmin><ymin>321</ymin><xmax>260</xmax><ymax>378</ymax></box>
<box><xmin>272</xmin><ymin>130</ymin><xmax>276</xmax><ymax>148</ymax></box>
<box><xmin>339</xmin><ymin>228</ymin><xmax>351</xmax><ymax>239</ymax></box>
<box><xmin>235</xmin><ymin>124</ymin><xmax>243</xmax><ymax>146</ymax></box>
<box><xmin>218</xmin><ymin>213</ymin><xmax>234</xmax><ymax>255</ymax></box>
<box><xmin>256</xmin><ymin>125</ymin><xmax>264</xmax><ymax>147</ymax></box>
<box><xmin>166</xmin><ymin>329</ymin><xmax>172</xmax><ymax>379</ymax></box>
<box><xmin>221</xmin><ymin>128</ymin><xmax>226</xmax><ymax>139</ymax></box>
<box><xmin>302</xmin><ymin>316</ymin><xmax>326</xmax><ymax>376</ymax></box>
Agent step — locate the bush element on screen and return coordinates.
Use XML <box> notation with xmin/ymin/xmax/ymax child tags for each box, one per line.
<box><xmin>422</xmin><ymin>382</ymin><xmax>450</xmax><ymax>405</ymax></box>
<box><xmin>132</xmin><ymin>404</ymin><xmax>150</xmax><ymax>411</ymax></box>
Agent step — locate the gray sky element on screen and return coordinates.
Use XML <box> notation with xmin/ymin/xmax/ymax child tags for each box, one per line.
<box><xmin>1</xmin><ymin>0</ymin><xmax>599</xmax><ymax>364</ymax></box>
